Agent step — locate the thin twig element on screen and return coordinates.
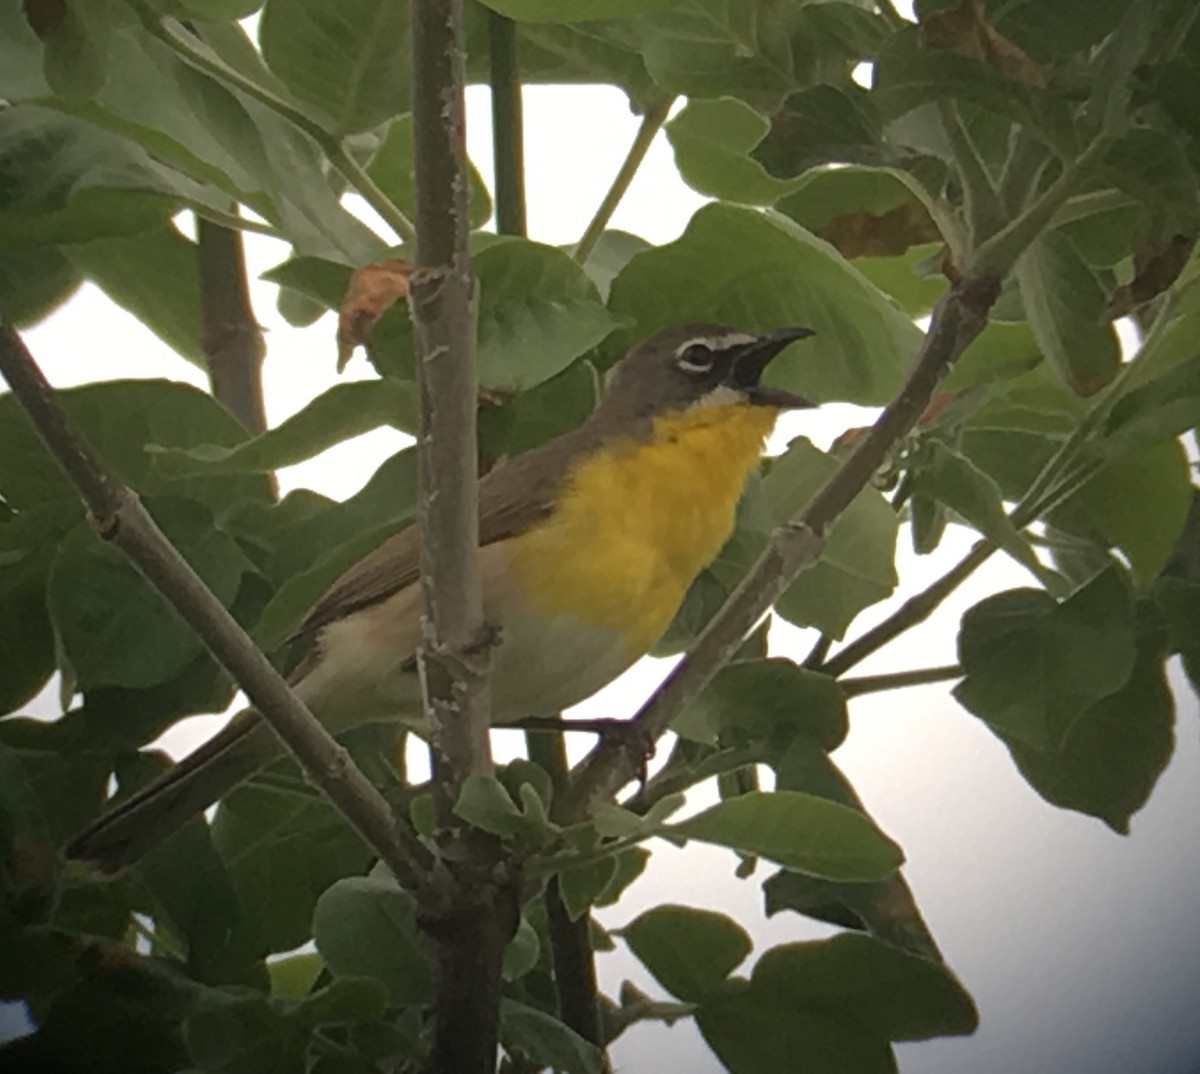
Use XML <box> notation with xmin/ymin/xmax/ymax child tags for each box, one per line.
<box><xmin>840</xmin><ymin>664</ymin><xmax>963</xmax><ymax>698</ymax></box>
<box><xmin>488</xmin><ymin>11</ymin><xmax>526</xmax><ymax>237</ymax></box>
<box><xmin>574</xmin><ymin>97</ymin><xmax>675</xmax><ymax>265</ymax></box>
<box><xmin>0</xmin><ymin>319</ymin><xmax>432</xmax><ymax>897</ymax></box>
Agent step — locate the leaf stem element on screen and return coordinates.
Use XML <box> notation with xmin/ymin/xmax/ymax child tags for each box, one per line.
<box><xmin>150</xmin><ymin>14</ymin><xmax>415</xmax><ymax>243</ymax></box>
<box><xmin>841</xmin><ymin>664</ymin><xmax>963</xmax><ymax>697</ymax></box>
<box><xmin>574</xmin><ymin>96</ymin><xmax>675</xmax><ymax>265</ymax></box>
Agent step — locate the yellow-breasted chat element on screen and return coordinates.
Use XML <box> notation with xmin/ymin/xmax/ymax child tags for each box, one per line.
<box><xmin>68</xmin><ymin>321</ymin><xmax>816</xmax><ymax>872</ymax></box>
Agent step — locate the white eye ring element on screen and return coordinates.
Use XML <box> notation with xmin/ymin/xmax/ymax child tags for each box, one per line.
<box><xmin>675</xmin><ymin>340</ymin><xmax>716</xmax><ymax>374</ymax></box>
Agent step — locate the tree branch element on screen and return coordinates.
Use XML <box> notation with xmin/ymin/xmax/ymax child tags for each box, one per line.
<box><xmin>563</xmin><ymin>276</ymin><xmax>1001</xmax><ymax>817</ymax></box>
<box><xmin>410</xmin><ymin>2</ymin><xmax>514</xmax><ymax>1071</ymax></box>
<box><xmin>840</xmin><ymin>664</ymin><xmax>963</xmax><ymax>698</ymax></box>
<box><xmin>196</xmin><ymin>216</ymin><xmax>268</xmax><ymax>436</ymax></box>
<box><xmin>488</xmin><ymin>11</ymin><xmax>526</xmax><ymax>238</ymax></box>
<box><xmin>0</xmin><ymin>319</ymin><xmax>432</xmax><ymax>898</ymax></box>
<box><xmin>574</xmin><ymin>96</ymin><xmax>674</xmax><ymax>265</ymax></box>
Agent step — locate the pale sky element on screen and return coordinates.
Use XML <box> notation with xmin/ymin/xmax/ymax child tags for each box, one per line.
<box><xmin>14</xmin><ymin>83</ymin><xmax>1200</xmax><ymax>1074</ymax></box>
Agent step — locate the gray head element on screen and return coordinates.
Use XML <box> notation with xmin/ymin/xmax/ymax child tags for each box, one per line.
<box><xmin>596</xmin><ymin>322</ymin><xmax>816</xmax><ymax>425</ymax></box>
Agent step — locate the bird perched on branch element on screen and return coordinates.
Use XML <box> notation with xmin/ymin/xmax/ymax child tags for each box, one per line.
<box><xmin>68</xmin><ymin>322</ymin><xmax>816</xmax><ymax>872</ymax></box>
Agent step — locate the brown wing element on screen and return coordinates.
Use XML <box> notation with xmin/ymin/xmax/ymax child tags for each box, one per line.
<box><xmin>297</xmin><ymin>424</ymin><xmax>600</xmax><ymax>635</ymax></box>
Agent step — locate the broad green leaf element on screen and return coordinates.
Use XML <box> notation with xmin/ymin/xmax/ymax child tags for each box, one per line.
<box><xmin>1102</xmin><ymin>351</ymin><xmax>1200</xmax><ymax>454</ymax></box>
<box><xmin>184</xmin><ymin>991</ymin><xmax>304</xmax><ymax>1074</ymax></box>
<box><xmin>1017</xmin><ymin>231</ymin><xmax>1121</xmax><ymax>397</ymax></box>
<box><xmin>454</xmin><ymin>773</ymin><xmax>523</xmax><ymax>838</ymax></box>
<box><xmin>942</xmin><ymin>321</ymin><xmax>1042</xmax><ymax>392</ymax></box>
<box><xmin>0</xmin><ymin>2</ymin><xmax>51</xmax><ymax>101</ymax></box>
<box><xmin>366</xmin><ymin>114</ymin><xmax>492</xmax><ymax>230</ymax></box>
<box><xmin>481</xmin><ymin>359</ymin><xmax>599</xmax><ymax>461</ymax></box>
<box><xmin>874</xmin><ymin>25</ymin><xmax>1076</xmax><ymax>152</ymax></box>
<box><xmin>152</xmin><ymin>380</ymin><xmax>418</xmax><ymax>475</ymax></box>
<box><xmin>503</xmin><ymin>917</ymin><xmax>541</xmax><ymax>982</ymax></box>
<box><xmin>87</xmin><ymin>20</ymin><xmax>383</xmax><ymax>262</ymax></box>
<box><xmin>1007</xmin><ymin>626</ymin><xmax>1175</xmax><ymax>833</ymax></box>
<box><xmin>676</xmin><ymin>658</ymin><xmax>848</xmax><ymax>749</ymax></box>
<box><xmin>621</xmin><ymin>904</ymin><xmax>751</xmax><ymax>1003</ymax></box>
<box><xmin>557</xmin><ymin>857</ymin><xmax>619</xmax><ymax>922</ymax></box>
<box><xmin>0</xmin><ymin>107</ymin><xmax>187</xmax><ymax>245</ymax></box>
<box><xmin>0</xmin><ymin>502</ymin><xmax>80</xmax><ymax>714</ymax></box>
<box><xmin>40</xmin><ymin>0</ymin><xmax>113</xmax><ymax>102</ymax></box>
<box><xmin>1101</xmin><ymin>127</ymin><xmax>1199</xmax><ymax>246</ymax></box>
<box><xmin>640</xmin><ymin>1</ymin><xmax>887</xmax><ymax>112</ymax></box>
<box><xmin>47</xmin><ymin>498</ymin><xmax>252</xmax><ymax>690</ymax></box>
<box><xmin>776</xmin><ymin>165</ymin><xmax>928</xmax><ymax>234</ymax></box>
<box><xmin>500</xmin><ymin>1000</ymin><xmax>605</xmax><ymax>1074</ymax></box>
<box><xmin>762</xmin><ymin>437</ymin><xmax>899</xmax><ymax>638</ymax></box>
<box><xmin>0</xmin><ymin>245</ymin><xmax>82</xmax><ymax>326</ymax></box>
<box><xmin>954</xmin><ymin>570</ymin><xmax>1136</xmax><ymax>752</ymax></box>
<box><xmin>1063</xmin><ymin>441</ymin><xmax>1193</xmax><ymax>589</ymax></box>
<box><xmin>267</xmin><ymin>952</ymin><xmax>323</xmax><ymax>999</ymax></box>
<box><xmin>67</xmin><ymin>222</ymin><xmax>205</xmax><ymax>369</ymax></box>
<box><xmin>755</xmin><ymin>84</ymin><xmax>895</xmax><ymax>178</ymax></box>
<box><xmin>749</xmin><ymin>934</ymin><xmax>978</xmax><ymax>1041</ymax></box>
<box><xmin>666</xmin><ymin>97</ymin><xmax>799</xmax><ymax>204</ymax></box>
<box><xmin>214</xmin><ymin>768</ymin><xmax>375</xmax><ymax>953</ymax></box>
<box><xmin>250</xmin><ymin>450</ymin><xmax>418</xmax><ymax>648</ymax></box>
<box><xmin>312</xmin><ymin>875</ymin><xmax>431</xmax><ymax>1004</ymax></box>
<box><xmin>1154</xmin><ymin>577</ymin><xmax>1200</xmax><ymax>695</ymax></box>
<box><xmin>574</xmin><ymin>229</ymin><xmax>650</xmax><ymax>301</ymax></box>
<box><xmin>476</xmin><ymin>0</ymin><xmax>678</xmax><ymax>18</ymax></box>
<box><xmin>0</xmin><ymin>380</ymin><xmax>271</xmax><ymax>513</ymax></box>
<box><xmin>259</xmin><ymin>0</ymin><xmax>410</xmax><ymax>134</ymax></box>
<box><xmin>666</xmin><ymin>791</ymin><xmax>903</xmax><ymax>881</ymax></box>
<box><xmin>608</xmin><ymin>204</ymin><xmax>921</xmax><ymax>405</ymax></box>
<box><xmin>907</xmin><ymin>439</ymin><xmax>1048</xmax><ymax>581</ymax></box>
<box><xmin>474</xmin><ymin>238</ymin><xmax>625</xmax><ymax>392</ymax></box>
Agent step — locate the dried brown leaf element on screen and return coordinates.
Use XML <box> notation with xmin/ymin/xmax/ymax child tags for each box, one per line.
<box><xmin>922</xmin><ymin>0</ymin><xmax>1045</xmax><ymax>88</ymax></box>
<box><xmin>818</xmin><ymin>198</ymin><xmax>941</xmax><ymax>259</ymax></box>
<box><xmin>337</xmin><ymin>257</ymin><xmax>413</xmax><ymax>372</ymax></box>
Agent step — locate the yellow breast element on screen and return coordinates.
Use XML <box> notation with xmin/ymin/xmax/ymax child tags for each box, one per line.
<box><xmin>508</xmin><ymin>403</ymin><xmax>779</xmax><ymax>656</ymax></box>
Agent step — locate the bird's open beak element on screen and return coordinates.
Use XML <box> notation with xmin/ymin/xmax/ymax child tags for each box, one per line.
<box><xmin>733</xmin><ymin>326</ymin><xmax>817</xmax><ymax>409</ymax></box>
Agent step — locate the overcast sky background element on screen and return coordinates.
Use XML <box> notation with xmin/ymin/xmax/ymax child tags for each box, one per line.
<box><xmin>8</xmin><ymin>64</ymin><xmax>1200</xmax><ymax>1074</ymax></box>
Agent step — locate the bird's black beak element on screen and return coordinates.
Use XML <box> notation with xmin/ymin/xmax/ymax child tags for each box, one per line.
<box><xmin>731</xmin><ymin>326</ymin><xmax>817</xmax><ymax>409</ymax></box>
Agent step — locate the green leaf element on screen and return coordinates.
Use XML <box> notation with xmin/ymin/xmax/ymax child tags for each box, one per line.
<box><xmin>666</xmin><ymin>97</ymin><xmax>799</xmax><ymax>204</ymax></box>
<box><xmin>640</xmin><ymin>2</ymin><xmax>887</xmax><ymax>112</ymax></box>
<box><xmin>1006</xmin><ymin>625</ymin><xmax>1175</xmax><ymax>833</ymax></box>
<box><xmin>89</xmin><ymin>20</ymin><xmax>383</xmax><ymax>262</ymax></box>
<box><xmin>47</xmin><ymin>498</ymin><xmax>251</xmax><ymax>690</ymax></box>
<box><xmin>0</xmin><ymin>378</ymin><xmax>272</xmax><ymax>514</ymax></box>
<box><xmin>608</xmin><ymin>203</ymin><xmax>922</xmax><ymax>405</ymax></box>
<box><xmin>874</xmin><ymin>25</ymin><xmax>1076</xmax><ymax>151</ymax></box>
<box><xmin>41</xmin><ymin>0</ymin><xmax>113</xmax><ymax>102</ymax></box>
<box><xmin>557</xmin><ymin>857</ymin><xmax>618</xmax><ymax>922</ymax></box>
<box><xmin>755</xmin><ymin>83</ymin><xmax>894</xmax><ymax>178</ymax></box>
<box><xmin>267</xmin><ymin>952</ymin><xmax>324</xmax><ymax>999</ymax></box>
<box><xmin>366</xmin><ymin>114</ymin><xmax>492</xmax><ymax>230</ymax></box>
<box><xmin>1017</xmin><ymin>230</ymin><xmax>1121</xmax><ymax>397</ymax></box>
<box><xmin>749</xmin><ymin>934</ymin><xmax>978</xmax><ymax>1041</ymax></box>
<box><xmin>153</xmin><ymin>380</ymin><xmax>418</xmax><ymax>475</ymax></box>
<box><xmin>0</xmin><ymin>106</ymin><xmax>187</xmax><ymax>246</ymax></box>
<box><xmin>66</xmin><ymin>222</ymin><xmax>205</xmax><ymax>368</ymax></box>
<box><xmin>312</xmin><ymin>875</ymin><xmax>432</xmax><ymax>1004</ymax></box>
<box><xmin>184</xmin><ymin>991</ymin><xmax>302</xmax><ymax>1074</ymax></box>
<box><xmin>954</xmin><ymin>569</ymin><xmax>1137</xmax><ymax>752</ymax></box>
<box><xmin>474</xmin><ymin>238</ymin><xmax>625</xmax><ymax>392</ymax></box>
<box><xmin>908</xmin><ymin>439</ymin><xmax>1048</xmax><ymax>580</ymax></box>
<box><xmin>454</xmin><ymin>773</ymin><xmax>523</xmax><ymax>838</ymax></box>
<box><xmin>476</xmin><ymin>0</ymin><xmax>678</xmax><ymax>18</ymax></box>
<box><xmin>503</xmin><ymin>917</ymin><xmax>541</xmax><ymax>983</ymax></box>
<box><xmin>259</xmin><ymin>0</ymin><xmax>411</xmax><ymax>134</ymax></box>
<box><xmin>501</xmin><ymin>1000</ymin><xmax>605</xmax><ymax>1074</ymax></box>
<box><xmin>675</xmin><ymin>658</ymin><xmax>848</xmax><ymax>750</ymax></box>
<box><xmin>0</xmin><ymin>245</ymin><xmax>82</xmax><ymax>326</ymax></box>
<box><xmin>942</xmin><ymin>320</ymin><xmax>1042</xmax><ymax>393</ymax></box>
<box><xmin>0</xmin><ymin>2</ymin><xmax>51</xmax><ymax>101</ymax></box>
<box><xmin>1063</xmin><ymin>440</ymin><xmax>1193</xmax><ymax>589</ymax></box>
<box><xmin>1102</xmin><ymin>351</ymin><xmax>1200</xmax><ymax>454</ymax></box>
<box><xmin>214</xmin><ymin>771</ymin><xmax>375</xmax><ymax>954</ymax></box>
<box><xmin>666</xmin><ymin>791</ymin><xmax>903</xmax><ymax>881</ymax></box>
<box><xmin>621</xmin><ymin>904</ymin><xmax>751</xmax><ymax>1003</ymax></box>
<box><xmin>762</xmin><ymin>437</ymin><xmax>899</xmax><ymax>638</ymax></box>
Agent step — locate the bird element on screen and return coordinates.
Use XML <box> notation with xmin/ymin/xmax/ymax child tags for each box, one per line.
<box><xmin>67</xmin><ymin>322</ymin><xmax>816</xmax><ymax>873</ymax></box>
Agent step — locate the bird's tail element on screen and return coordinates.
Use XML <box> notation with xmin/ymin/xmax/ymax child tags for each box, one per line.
<box><xmin>66</xmin><ymin>708</ymin><xmax>280</xmax><ymax>875</ymax></box>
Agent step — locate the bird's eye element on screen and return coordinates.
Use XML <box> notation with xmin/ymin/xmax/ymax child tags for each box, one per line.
<box><xmin>675</xmin><ymin>341</ymin><xmax>716</xmax><ymax>374</ymax></box>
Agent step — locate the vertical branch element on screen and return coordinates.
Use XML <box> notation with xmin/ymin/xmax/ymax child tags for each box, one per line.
<box><xmin>196</xmin><ymin>215</ymin><xmax>268</xmax><ymax>436</ymax></box>
<box><xmin>488</xmin><ymin>10</ymin><xmax>526</xmax><ymax>237</ymax></box>
<box><xmin>410</xmin><ymin>0</ymin><xmax>490</xmax><ymax>795</ymax></box>
<box><xmin>410</xmin><ymin>4</ymin><xmax>514</xmax><ymax>1073</ymax></box>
